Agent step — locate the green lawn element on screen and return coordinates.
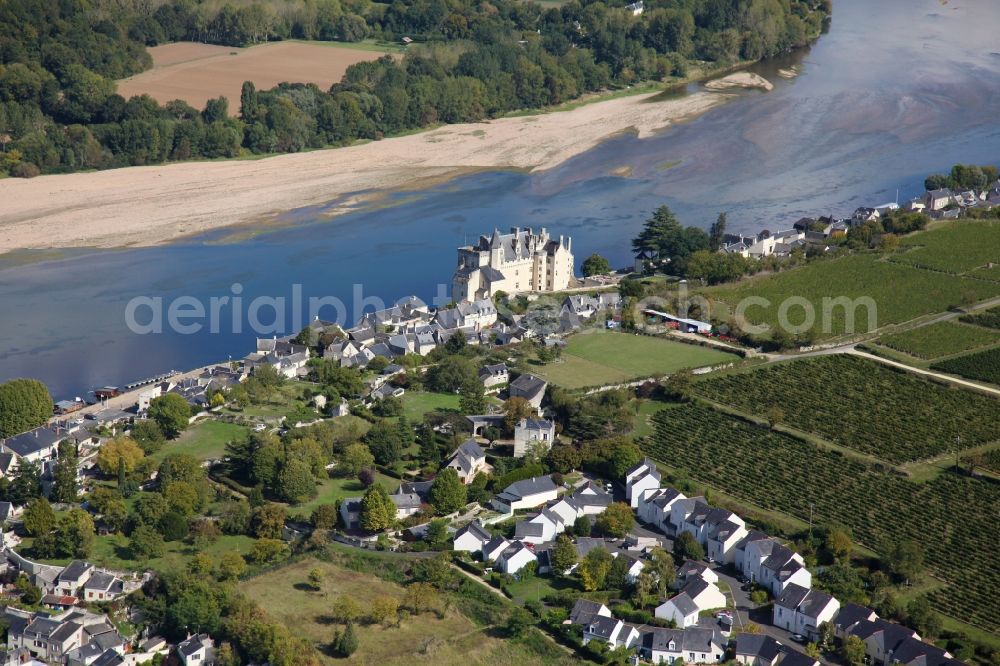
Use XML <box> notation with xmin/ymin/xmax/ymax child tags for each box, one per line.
<box><xmin>876</xmin><ymin>320</ymin><xmax>1000</xmax><ymax>360</ymax></box>
<box><xmin>151</xmin><ymin>419</ymin><xmax>248</xmax><ymax>463</ymax></box>
<box><xmin>287</xmin><ymin>38</ymin><xmax>405</xmax><ymax>54</ymax></box>
<box><xmin>893</xmin><ymin>220</ymin><xmax>1000</xmax><ymax>274</ymax></box>
<box><xmin>701</xmin><ymin>253</ymin><xmax>1000</xmax><ymax>340</ymax></box>
<box><xmin>531</xmin><ymin>330</ymin><xmax>737</xmax><ymax>389</ymax></box>
<box><xmin>398</xmin><ymin>390</ymin><xmax>462</xmax><ymax>422</ymax></box>
<box><xmin>290</xmin><ymin>472</ymin><xmax>398</xmax><ymax>518</ymax></box>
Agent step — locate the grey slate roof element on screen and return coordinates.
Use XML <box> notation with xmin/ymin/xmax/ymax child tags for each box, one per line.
<box><xmin>666</xmin><ymin>592</ymin><xmax>699</xmax><ymax>616</ymax></box>
<box><xmin>390</xmin><ymin>493</ymin><xmax>422</xmax><ymax>510</ymax></box>
<box><xmin>515</xmin><ymin>521</ymin><xmax>546</xmax><ymax>538</ymax></box>
<box><xmin>84</xmin><ymin>570</ymin><xmax>117</xmax><ymax>592</ymax></box>
<box><xmin>776</xmin><ymin>583</ymin><xmax>837</xmax><ymax>618</ymax></box>
<box><xmin>735</xmin><ymin>634</ymin><xmax>783</xmax><ymax>661</ymax></box>
<box><xmin>779</xmin><ymin>652</ymin><xmax>820</xmax><ymax>666</ymax></box>
<box><xmin>456</xmin><ymin>521</ymin><xmax>491</xmax><ymax>544</ymax></box>
<box><xmin>834</xmin><ymin>603</ymin><xmax>875</xmax><ymax>632</ymax></box>
<box><xmin>569</xmin><ymin>599</ymin><xmax>608</xmax><ymax>625</ymax></box>
<box><xmin>59</xmin><ymin>560</ymin><xmax>93</xmax><ymax>583</ymax></box>
<box><xmin>509</xmin><ymin>373</ymin><xmax>547</xmax><ymax>398</ymax></box>
<box><xmin>500</xmin><ymin>475</ymin><xmax>557</xmax><ymax>500</ymax></box>
<box><xmin>585</xmin><ymin>614</ymin><xmax>621</xmax><ymax>640</ymax></box>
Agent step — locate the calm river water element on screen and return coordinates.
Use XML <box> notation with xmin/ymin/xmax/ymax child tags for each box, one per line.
<box><xmin>2</xmin><ymin>0</ymin><xmax>999</xmax><ymax>399</ymax></box>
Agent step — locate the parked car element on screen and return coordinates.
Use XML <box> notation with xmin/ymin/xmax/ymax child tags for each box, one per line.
<box><xmin>790</xmin><ymin>634</ymin><xmax>806</xmax><ymax>644</ymax></box>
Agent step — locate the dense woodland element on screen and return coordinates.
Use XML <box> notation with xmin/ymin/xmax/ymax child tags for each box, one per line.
<box><xmin>0</xmin><ymin>0</ymin><xmax>828</xmax><ymax>175</ymax></box>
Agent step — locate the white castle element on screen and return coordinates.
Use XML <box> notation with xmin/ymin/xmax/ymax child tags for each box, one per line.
<box><xmin>452</xmin><ymin>227</ymin><xmax>575</xmax><ymax>303</ymax></box>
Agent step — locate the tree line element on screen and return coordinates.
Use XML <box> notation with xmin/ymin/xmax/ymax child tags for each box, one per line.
<box><xmin>0</xmin><ymin>0</ymin><xmax>829</xmax><ymax>176</ymax></box>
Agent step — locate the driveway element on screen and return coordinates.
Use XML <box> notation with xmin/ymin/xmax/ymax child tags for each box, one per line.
<box><xmin>711</xmin><ymin>566</ymin><xmax>835</xmax><ymax>666</ymax></box>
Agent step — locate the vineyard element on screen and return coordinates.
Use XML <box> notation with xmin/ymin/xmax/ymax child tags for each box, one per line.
<box><xmin>960</xmin><ymin>305</ymin><xmax>1000</xmax><ymax>330</ymax></box>
<box><xmin>646</xmin><ymin>403</ymin><xmax>1000</xmax><ymax>632</ymax></box>
<box><xmin>892</xmin><ymin>220</ymin><xmax>1000</xmax><ymax>274</ymax></box>
<box><xmin>931</xmin><ymin>347</ymin><xmax>1000</xmax><ymax>386</ymax></box>
<box><xmin>699</xmin><ymin>254</ymin><xmax>1000</xmax><ymax>340</ymax></box>
<box><xmin>876</xmin><ymin>320</ymin><xmax>1000</xmax><ymax>359</ymax></box>
<box><xmin>692</xmin><ymin>355</ymin><xmax>1000</xmax><ymax>464</ymax></box>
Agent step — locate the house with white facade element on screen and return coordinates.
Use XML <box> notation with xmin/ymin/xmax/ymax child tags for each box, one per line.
<box><xmin>641</xmin><ymin>627</ymin><xmax>727</xmax><ymax>665</ymax></box>
<box><xmin>625</xmin><ymin>459</ymin><xmax>662</xmax><ymax>508</ymax></box>
<box><xmin>773</xmin><ymin>583</ymin><xmax>840</xmax><ymax>641</ymax></box>
<box><xmin>638</xmin><ymin>487</ymin><xmax>686</xmax><ymax>533</ymax></box>
<box><xmin>452</xmin><ymin>227</ymin><xmax>575</xmax><ymax>302</ymax></box>
<box><xmin>177</xmin><ymin>633</ymin><xmax>214</xmax><ymax>665</ymax></box>
<box><xmin>453</xmin><ymin>521</ymin><xmax>492</xmax><ymax>555</ymax></box>
<box><xmin>654</xmin><ymin>579</ymin><xmax>727</xmax><ymax>628</ymax></box>
<box><xmin>479</xmin><ymin>363</ymin><xmax>509</xmax><ymax>388</ymax></box>
<box><xmin>514</xmin><ymin>508</ymin><xmax>565</xmax><ymax>545</ymax></box>
<box><xmin>567</xmin><ymin>599</ymin><xmax>612</xmax><ymax>626</ymax></box>
<box><xmin>482</xmin><ymin>536</ymin><xmax>511</xmax><ymax>563</ymax></box>
<box><xmin>582</xmin><ymin>616</ymin><xmax>640</xmax><ymax>650</ymax></box>
<box><xmin>513</xmin><ymin>418</ymin><xmax>555</xmax><ymax>457</ymax></box>
<box><xmin>445</xmin><ymin>439</ymin><xmax>488</xmax><ymax>483</ymax></box>
<box><xmin>496</xmin><ymin>541</ymin><xmax>537</xmax><ymax>575</ymax></box>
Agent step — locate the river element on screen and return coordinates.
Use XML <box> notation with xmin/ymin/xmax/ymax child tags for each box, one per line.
<box><xmin>1</xmin><ymin>0</ymin><xmax>999</xmax><ymax>400</ymax></box>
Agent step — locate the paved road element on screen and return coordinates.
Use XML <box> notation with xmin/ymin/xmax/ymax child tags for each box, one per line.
<box><xmin>711</xmin><ymin>566</ymin><xmax>834</xmax><ymax>666</ymax></box>
<box><xmin>847</xmin><ymin>348</ymin><xmax>1000</xmax><ymax>396</ymax></box>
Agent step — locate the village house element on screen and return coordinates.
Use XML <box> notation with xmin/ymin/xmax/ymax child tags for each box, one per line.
<box><xmin>654</xmin><ymin>579</ymin><xmax>727</xmax><ymax>628</ymax></box>
<box><xmin>772</xmin><ymin>583</ymin><xmax>840</xmax><ymax>641</ymax></box>
<box><xmin>780</xmin><ymin>653</ymin><xmax>820</xmax><ymax>666</ymax></box>
<box><xmin>452</xmin><ymin>227</ymin><xmax>575</xmax><ymax>302</ymax></box>
<box><xmin>637</xmin><ymin>487</ymin><xmax>686</xmax><ymax>533</ymax></box>
<box><xmin>625</xmin><ymin>458</ymin><xmax>662</xmax><ymax>508</ymax></box>
<box><xmin>832</xmin><ymin>603</ymin><xmax>879</xmax><ymax>640</ymax></box>
<box><xmin>478</xmin><ymin>363</ymin><xmax>509</xmax><ymax>388</ymax></box>
<box><xmin>924</xmin><ymin>188</ymin><xmax>955</xmax><ymax>211</ymax></box>
<box><xmin>339</xmin><ymin>498</ymin><xmax>362</xmax><ymax>530</ymax></box>
<box><xmin>736</xmin><ymin>532</ymin><xmax>812</xmax><ymax>596</ymax></box>
<box><xmin>82</xmin><ymin>571</ymin><xmax>125</xmax><ymax>602</ymax></box>
<box><xmin>734</xmin><ymin>634</ymin><xmax>784</xmax><ymax>666</ymax></box>
<box><xmin>582</xmin><ymin>616</ymin><xmax>640</xmax><ymax>650</ymax></box>
<box><xmin>445</xmin><ymin>439</ymin><xmax>489</xmax><ymax>483</ymax></box>
<box><xmin>513</xmin><ymin>418</ymin><xmax>555</xmax><ymax>457</ymax></box>
<box><xmin>675</xmin><ymin>560</ymin><xmax>719</xmax><ymax>589</ymax></box>
<box><xmin>567</xmin><ymin>599</ymin><xmax>612</xmax><ymax>626</ymax></box>
<box><xmin>508</xmin><ymin>373</ymin><xmax>548</xmax><ymax>411</ymax></box>
<box><xmin>492</xmin><ymin>475</ymin><xmax>560</xmax><ymax>512</ymax></box>
<box><xmin>849</xmin><ymin>618</ymin><xmax>920</xmax><ymax>666</ymax></box>
<box><xmin>641</xmin><ymin>627</ymin><xmax>727</xmax><ymax>665</ymax></box>
<box><xmin>496</xmin><ymin>541</ymin><xmax>537</xmax><ymax>575</ymax></box>
<box><xmin>54</xmin><ymin>561</ymin><xmax>95</xmax><ymax>597</ymax></box>
<box><xmin>514</xmin><ymin>507</ymin><xmax>565</xmax><ymax>545</ymax></box>
<box><xmin>482</xmin><ymin>536</ymin><xmax>511</xmax><ymax>563</ymax></box>
<box><xmin>453</xmin><ymin>521</ymin><xmax>492</xmax><ymax>554</ymax></box>
<box><xmin>177</xmin><ymin>633</ymin><xmax>215</xmax><ymax>665</ymax></box>
<box><xmin>390</xmin><ymin>492</ymin><xmax>422</xmax><ymax>520</ymax></box>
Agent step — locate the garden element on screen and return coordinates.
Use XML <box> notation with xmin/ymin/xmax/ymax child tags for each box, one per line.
<box><xmin>692</xmin><ymin>355</ymin><xmax>1000</xmax><ymax>464</ymax></box>
<box><xmin>644</xmin><ymin>402</ymin><xmax>1000</xmax><ymax>633</ymax></box>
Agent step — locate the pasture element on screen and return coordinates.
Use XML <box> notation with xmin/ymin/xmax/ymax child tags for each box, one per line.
<box><xmin>692</xmin><ymin>355</ymin><xmax>1000</xmax><ymax>464</ymax></box>
<box><xmin>932</xmin><ymin>346</ymin><xmax>1000</xmax><ymax>386</ymax></box>
<box><xmin>117</xmin><ymin>41</ymin><xmax>393</xmax><ymax>112</ymax></box>
<box><xmin>531</xmin><ymin>330</ymin><xmax>737</xmax><ymax>389</ymax></box>
<box><xmin>876</xmin><ymin>320</ymin><xmax>1000</xmax><ymax>360</ymax></box>
<box><xmin>700</xmin><ymin>254</ymin><xmax>1000</xmax><ymax>340</ymax></box>
<box><xmin>645</xmin><ymin>402</ymin><xmax>1000</xmax><ymax>633</ymax></box>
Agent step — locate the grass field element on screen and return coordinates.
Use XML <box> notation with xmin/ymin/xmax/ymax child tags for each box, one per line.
<box><xmin>240</xmin><ymin>557</ymin><xmax>568</xmax><ymax>665</ymax></box>
<box><xmin>118</xmin><ymin>40</ymin><xmax>394</xmax><ymax>112</ymax></box>
<box><xmin>291</xmin><ymin>472</ymin><xmax>398</xmax><ymax>518</ymax></box>
<box><xmin>700</xmin><ymin>253</ymin><xmax>1000</xmax><ymax>340</ymax></box>
<box><xmin>892</xmin><ymin>220</ymin><xmax>1000</xmax><ymax>274</ymax></box>
<box><xmin>876</xmin><ymin>320</ymin><xmax>1000</xmax><ymax>360</ymax></box>
<box><xmin>399</xmin><ymin>391</ymin><xmax>462</xmax><ymax>422</ymax></box>
<box><xmin>531</xmin><ymin>330</ymin><xmax>737</xmax><ymax>389</ymax></box>
<box><xmin>150</xmin><ymin>419</ymin><xmax>247</xmax><ymax>463</ymax></box>
<box><xmin>932</xmin><ymin>346</ymin><xmax>1000</xmax><ymax>386</ymax></box>
<box><xmin>644</xmin><ymin>402</ymin><xmax>1000</xmax><ymax>634</ymax></box>
<box><xmin>693</xmin><ymin>355</ymin><xmax>1000</xmax><ymax>464</ymax></box>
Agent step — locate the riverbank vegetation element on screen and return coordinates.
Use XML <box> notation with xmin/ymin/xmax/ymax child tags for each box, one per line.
<box><xmin>0</xmin><ymin>0</ymin><xmax>829</xmax><ymax>176</ymax></box>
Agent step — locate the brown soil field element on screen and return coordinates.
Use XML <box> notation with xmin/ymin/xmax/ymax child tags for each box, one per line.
<box><xmin>116</xmin><ymin>41</ymin><xmax>388</xmax><ymax>112</ymax></box>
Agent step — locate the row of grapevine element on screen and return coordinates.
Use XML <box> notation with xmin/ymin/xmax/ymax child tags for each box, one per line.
<box><xmin>931</xmin><ymin>347</ymin><xmax>1000</xmax><ymax>386</ymax></box>
<box><xmin>692</xmin><ymin>355</ymin><xmax>1000</xmax><ymax>464</ymax></box>
<box><xmin>646</xmin><ymin>403</ymin><xmax>1000</xmax><ymax>631</ymax></box>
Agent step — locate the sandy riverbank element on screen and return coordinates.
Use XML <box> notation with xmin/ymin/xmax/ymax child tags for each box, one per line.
<box><xmin>0</xmin><ymin>76</ymin><xmax>765</xmax><ymax>255</ymax></box>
